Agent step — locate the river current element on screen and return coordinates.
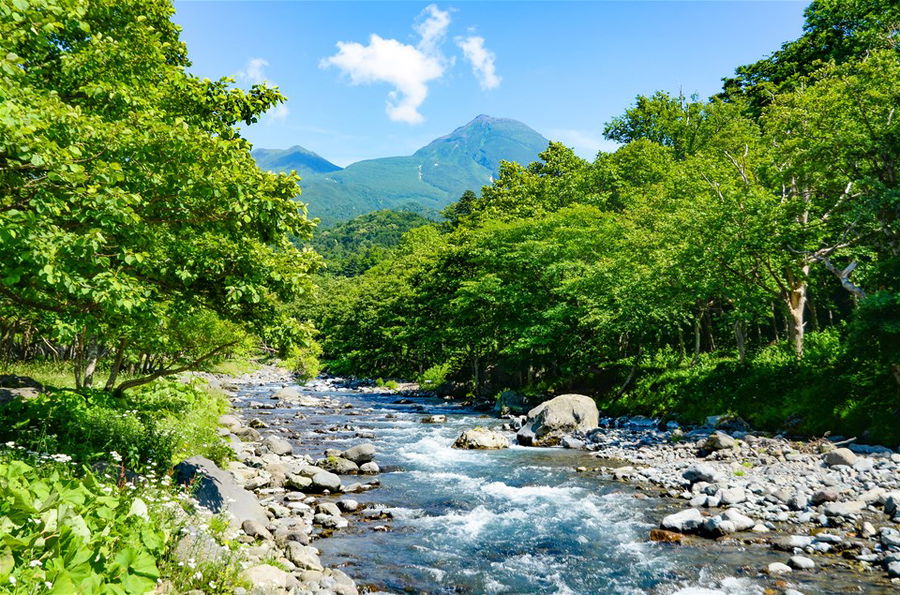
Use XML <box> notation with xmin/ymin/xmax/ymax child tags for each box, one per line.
<box><xmin>236</xmin><ymin>380</ymin><xmax>881</xmax><ymax>595</ymax></box>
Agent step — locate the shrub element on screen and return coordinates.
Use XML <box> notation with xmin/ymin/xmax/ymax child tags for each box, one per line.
<box><xmin>0</xmin><ymin>379</ymin><xmax>230</xmax><ymax>473</ymax></box>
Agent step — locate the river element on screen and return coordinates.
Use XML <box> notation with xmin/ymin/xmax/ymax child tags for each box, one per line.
<box><xmin>236</xmin><ymin>379</ymin><xmax>889</xmax><ymax>594</ymax></box>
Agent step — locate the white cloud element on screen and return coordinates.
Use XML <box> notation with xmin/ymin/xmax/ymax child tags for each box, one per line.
<box><xmin>322</xmin><ymin>34</ymin><xmax>444</xmax><ymax>124</ymax></box>
<box><xmin>238</xmin><ymin>57</ymin><xmax>270</xmax><ymax>85</ymax></box>
<box><xmin>321</xmin><ymin>5</ymin><xmax>456</xmax><ymax>124</ymax></box>
<box><xmin>265</xmin><ymin>103</ymin><xmax>290</xmax><ymax>124</ymax></box>
<box><xmin>546</xmin><ymin>129</ymin><xmax>620</xmax><ymax>158</ymax></box>
<box><xmin>456</xmin><ymin>36</ymin><xmax>500</xmax><ymax>90</ymax></box>
<box><xmin>415</xmin><ymin>4</ymin><xmax>452</xmax><ymax>55</ymax></box>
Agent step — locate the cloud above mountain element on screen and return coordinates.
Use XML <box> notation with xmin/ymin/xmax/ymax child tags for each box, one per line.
<box><xmin>321</xmin><ymin>4</ymin><xmax>500</xmax><ymax>124</ymax></box>
<box><xmin>456</xmin><ymin>36</ymin><xmax>500</xmax><ymax>90</ymax></box>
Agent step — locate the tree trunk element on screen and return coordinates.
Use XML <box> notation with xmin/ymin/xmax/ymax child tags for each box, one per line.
<box><xmin>691</xmin><ymin>314</ymin><xmax>701</xmax><ymax>366</ymax></box>
<box><xmin>83</xmin><ymin>342</ymin><xmax>99</xmax><ymax>388</ymax></box>
<box><xmin>104</xmin><ymin>338</ymin><xmax>128</xmax><ymax>391</ymax></box>
<box><xmin>734</xmin><ymin>320</ymin><xmax>746</xmax><ymax>364</ymax></box>
<box><xmin>784</xmin><ymin>277</ymin><xmax>808</xmax><ymax>359</ymax></box>
<box><xmin>114</xmin><ymin>341</ymin><xmax>238</xmax><ymax>395</ymax></box>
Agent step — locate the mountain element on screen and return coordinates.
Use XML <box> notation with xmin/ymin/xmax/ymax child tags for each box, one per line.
<box><xmin>255</xmin><ymin>115</ymin><xmax>549</xmax><ymax>226</ymax></box>
<box><xmin>251</xmin><ymin>145</ymin><xmax>342</xmax><ymax>178</ymax></box>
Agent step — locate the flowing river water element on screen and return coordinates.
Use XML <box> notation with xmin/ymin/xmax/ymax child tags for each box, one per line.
<box><xmin>236</xmin><ymin>380</ymin><xmax>890</xmax><ymax>595</ymax></box>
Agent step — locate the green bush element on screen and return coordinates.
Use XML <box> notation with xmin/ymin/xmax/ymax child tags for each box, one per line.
<box><xmin>0</xmin><ymin>379</ymin><xmax>230</xmax><ymax>473</ymax></box>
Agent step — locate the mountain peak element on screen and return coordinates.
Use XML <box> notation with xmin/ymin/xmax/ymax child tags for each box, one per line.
<box><xmin>252</xmin><ymin>145</ymin><xmax>342</xmax><ymax>176</ymax></box>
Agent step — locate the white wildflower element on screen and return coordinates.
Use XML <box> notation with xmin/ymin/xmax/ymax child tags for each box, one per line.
<box><xmin>110</xmin><ymin>451</ymin><xmax>122</xmax><ymax>462</ymax></box>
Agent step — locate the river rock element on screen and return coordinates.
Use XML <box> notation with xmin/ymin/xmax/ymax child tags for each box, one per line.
<box><xmin>310</xmin><ymin>471</ymin><xmax>342</xmax><ymax>492</ymax></box>
<box><xmin>359</xmin><ymin>461</ymin><xmax>380</xmax><ymax>474</ymax></box>
<box><xmin>719</xmin><ymin>487</ymin><xmax>746</xmax><ymax>505</ymax></box>
<box><xmin>316</xmin><ymin>502</ymin><xmax>342</xmax><ymax>517</ymax></box>
<box><xmin>242</xmin><ymin>520</ymin><xmax>273</xmax><ymax>541</ymax></box>
<box><xmin>703</xmin><ymin>432</ymin><xmax>736</xmax><ymax>452</ymax></box>
<box><xmin>683</xmin><ymin>464</ymin><xmax>722</xmax><ymax>484</ymax></box>
<box><xmin>767</xmin><ymin>562</ymin><xmax>792</xmax><ymax>575</ymax></box>
<box><xmin>700</xmin><ymin>517</ymin><xmax>736</xmax><ymax>537</ymax></box>
<box><xmin>888</xmin><ymin>560</ymin><xmax>900</xmax><ymax>579</ymax></box>
<box><xmin>175</xmin><ymin>456</ymin><xmax>267</xmax><ymax>529</ymax></box>
<box><xmin>218</xmin><ymin>414</ymin><xmax>242</xmax><ymax>431</ymax></box>
<box><xmin>649</xmin><ymin>529</ymin><xmax>684</xmax><ymax>543</ymax></box>
<box><xmin>824</xmin><ymin>500</ymin><xmax>865</xmax><ymax>517</ymax></box>
<box><xmin>337</xmin><ymin>499</ymin><xmax>359</xmax><ymax>513</ymax></box>
<box><xmin>453</xmin><ymin>428</ymin><xmax>510</xmax><ymax>450</ymax></box>
<box><xmin>263</xmin><ymin>435</ymin><xmax>293</xmax><ymax>456</ymax></box>
<box><xmin>884</xmin><ymin>492</ymin><xmax>900</xmax><ymax>517</ymax></box>
<box><xmin>342</xmin><ymin>443</ymin><xmax>376</xmax><ymax>464</ymax></box>
<box><xmin>240</xmin><ymin>564</ymin><xmax>298</xmax><ymax>591</ymax></box>
<box><xmin>823</xmin><ymin>448</ymin><xmax>857</xmax><ymax>467</ymax></box>
<box><xmin>516</xmin><ymin>394</ymin><xmax>599</xmax><ymax>446</ymax></box>
<box><xmin>320</xmin><ymin>456</ymin><xmax>359</xmax><ymax>475</ymax></box>
<box><xmin>286</xmin><ymin>473</ymin><xmax>312</xmax><ymax>490</ymax></box>
<box><xmin>788</xmin><ymin>555</ymin><xmax>815</xmax><ymax>570</ymax></box>
<box><xmin>661</xmin><ymin>508</ymin><xmax>703</xmax><ymax>533</ymax></box>
<box><xmin>812</xmin><ymin>489</ymin><xmax>839</xmax><ymax>505</ymax></box>
<box><xmin>722</xmin><ymin>508</ymin><xmax>755</xmax><ymax>531</ymax></box>
<box><xmin>286</xmin><ymin>542</ymin><xmax>324</xmax><ymax>571</ymax></box>
<box><xmin>421</xmin><ymin>415</ymin><xmax>447</xmax><ymax>423</ymax></box>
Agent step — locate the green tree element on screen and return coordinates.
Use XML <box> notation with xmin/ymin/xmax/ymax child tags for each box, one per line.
<box><xmin>0</xmin><ymin>0</ymin><xmax>317</xmax><ymax>389</ymax></box>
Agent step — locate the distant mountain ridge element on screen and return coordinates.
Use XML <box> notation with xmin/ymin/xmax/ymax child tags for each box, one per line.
<box><xmin>253</xmin><ymin>115</ymin><xmax>549</xmax><ymax>225</ymax></box>
<box><xmin>251</xmin><ymin>146</ymin><xmax>342</xmax><ymax>178</ymax></box>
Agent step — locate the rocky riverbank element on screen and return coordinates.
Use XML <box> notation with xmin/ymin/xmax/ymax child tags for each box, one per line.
<box><xmin>174</xmin><ymin>366</ymin><xmax>387</xmax><ymax>595</ymax></box>
<box><xmin>557</xmin><ymin>415</ymin><xmax>900</xmax><ymax>587</ymax></box>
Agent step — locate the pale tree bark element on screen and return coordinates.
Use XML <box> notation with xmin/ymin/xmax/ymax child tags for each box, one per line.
<box><xmin>734</xmin><ymin>320</ymin><xmax>746</xmax><ymax>364</ymax></box>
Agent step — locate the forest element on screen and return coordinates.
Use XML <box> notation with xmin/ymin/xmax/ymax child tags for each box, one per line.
<box><xmin>311</xmin><ymin>1</ymin><xmax>900</xmax><ymax>445</ymax></box>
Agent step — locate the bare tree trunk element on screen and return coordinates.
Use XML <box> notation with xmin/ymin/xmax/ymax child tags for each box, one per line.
<box><xmin>734</xmin><ymin>320</ymin><xmax>746</xmax><ymax>364</ymax></box>
<box><xmin>691</xmin><ymin>314</ymin><xmax>701</xmax><ymax>366</ymax></box>
<box><xmin>784</xmin><ymin>271</ymin><xmax>808</xmax><ymax>359</ymax></box>
<box><xmin>104</xmin><ymin>338</ymin><xmax>128</xmax><ymax>391</ymax></box>
<box><xmin>83</xmin><ymin>341</ymin><xmax>99</xmax><ymax>388</ymax></box>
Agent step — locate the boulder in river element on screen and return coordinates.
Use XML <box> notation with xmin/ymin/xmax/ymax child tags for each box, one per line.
<box><xmin>310</xmin><ymin>470</ymin><xmax>342</xmax><ymax>492</ymax></box>
<box><xmin>453</xmin><ymin>428</ymin><xmax>510</xmax><ymax>450</ymax></box>
<box><xmin>175</xmin><ymin>455</ymin><xmax>267</xmax><ymax>529</ymax></box>
<box><xmin>319</xmin><ymin>456</ymin><xmax>360</xmax><ymax>475</ymax></box>
<box><xmin>660</xmin><ymin>508</ymin><xmax>703</xmax><ymax>533</ymax></box>
<box><xmin>342</xmin><ymin>443</ymin><xmax>376</xmax><ymax>464</ymax></box>
<box><xmin>421</xmin><ymin>415</ymin><xmax>447</xmax><ymax>424</ymax></box>
<box><xmin>241</xmin><ymin>564</ymin><xmax>298</xmax><ymax>591</ymax></box>
<box><xmin>516</xmin><ymin>394</ymin><xmax>599</xmax><ymax>446</ymax></box>
<box><xmin>264</xmin><ymin>435</ymin><xmax>293</xmax><ymax>456</ymax></box>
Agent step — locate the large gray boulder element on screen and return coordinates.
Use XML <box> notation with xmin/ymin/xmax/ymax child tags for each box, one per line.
<box><xmin>341</xmin><ymin>443</ymin><xmax>376</xmax><ymax>464</ymax></box>
<box><xmin>175</xmin><ymin>456</ymin><xmax>267</xmax><ymax>529</ymax></box>
<box><xmin>661</xmin><ymin>508</ymin><xmax>703</xmax><ymax>533</ymax></box>
<box><xmin>452</xmin><ymin>428</ymin><xmax>510</xmax><ymax>450</ymax></box>
<box><xmin>516</xmin><ymin>394</ymin><xmax>599</xmax><ymax>446</ymax></box>
<box><xmin>822</xmin><ymin>448</ymin><xmax>857</xmax><ymax>467</ymax></box>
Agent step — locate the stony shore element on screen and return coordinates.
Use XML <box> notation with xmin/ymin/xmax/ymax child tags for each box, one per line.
<box><xmin>173</xmin><ymin>366</ymin><xmax>386</xmax><ymax>595</ymax></box>
<box><xmin>563</xmin><ymin>416</ymin><xmax>900</xmax><ymax>587</ymax></box>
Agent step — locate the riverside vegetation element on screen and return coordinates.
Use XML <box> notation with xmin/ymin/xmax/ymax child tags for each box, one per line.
<box><xmin>1</xmin><ymin>0</ymin><xmax>899</xmax><ymax>593</ymax></box>
<box><xmin>311</xmin><ymin>0</ymin><xmax>900</xmax><ymax>447</ymax></box>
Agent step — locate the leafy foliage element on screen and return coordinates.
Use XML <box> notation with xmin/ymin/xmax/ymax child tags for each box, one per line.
<box><xmin>313</xmin><ymin>23</ymin><xmax>900</xmax><ymax>444</ymax></box>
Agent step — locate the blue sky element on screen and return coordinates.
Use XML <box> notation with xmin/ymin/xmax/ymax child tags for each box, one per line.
<box><xmin>173</xmin><ymin>1</ymin><xmax>808</xmax><ymax>166</ymax></box>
